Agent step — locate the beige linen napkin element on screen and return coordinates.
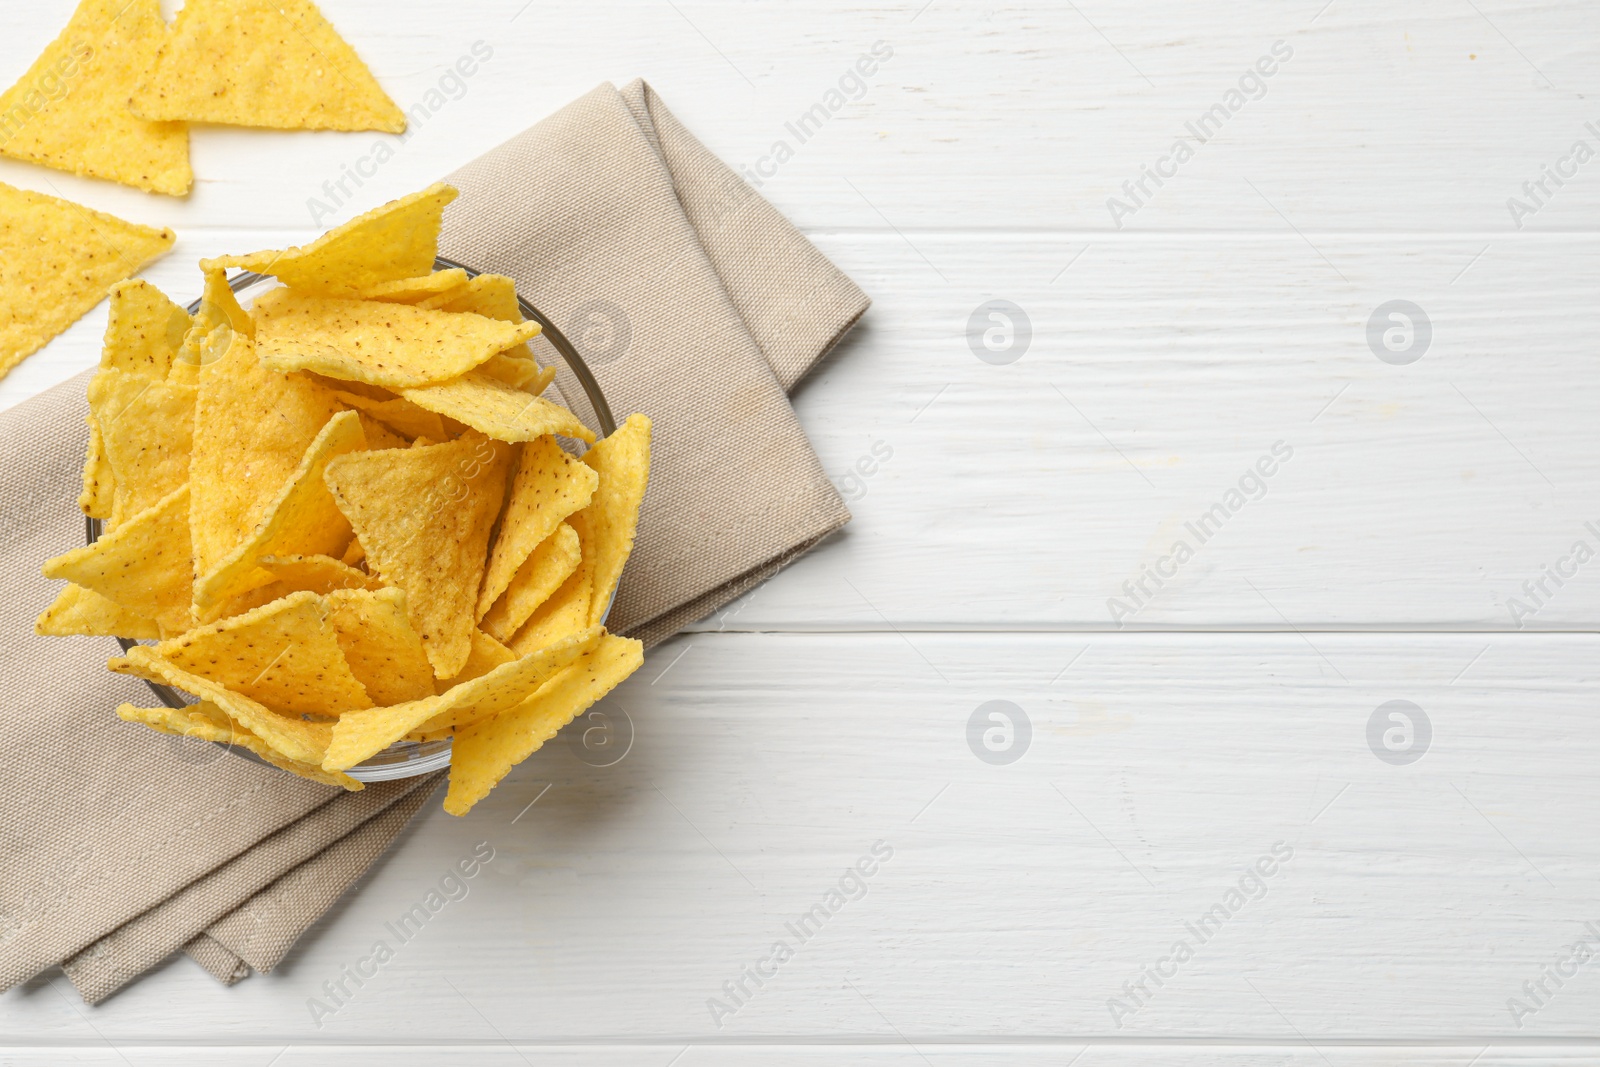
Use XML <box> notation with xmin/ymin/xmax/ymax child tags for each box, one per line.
<box><xmin>0</xmin><ymin>77</ymin><xmax>864</xmax><ymax>1003</ymax></box>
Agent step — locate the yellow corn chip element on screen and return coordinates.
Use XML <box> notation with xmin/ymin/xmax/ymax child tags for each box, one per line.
<box><xmin>324</xmin><ymin>587</ymin><xmax>435</xmax><ymax>707</ymax></box>
<box><xmin>509</xmin><ymin>550</ymin><xmax>594</xmax><ymax>656</ymax></box>
<box><xmin>353</xmin><ymin>412</ymin><xmax>406</xmax><ymax>451</ymax></box>
<box><xmin>99</xmin><ymin>279</ymin><xmax>191</xmax><ymax>379</ymax></box>
<box><xmin>476</xmin><ymin>353</ymin><xmax>544</xmax><ymax>390</ymax></box>
<box><xmin>128</xmin><ymin>0</ymin><xmax>405</xmax><ymax>133</ymax></box>
<box><xmin>35</xmin><ymin>583</ymin><xmax>158</xmax><ymax>639</ymax></box>
<box><xmin>436</xmin><ymin>629</ymin><xmax>516</xmax><ymax>691</ymax></box>
<box><xmin>118</xmin><ymin>701</ymin><xmax>360</xmax><ymax>790</ymax></box>
<box><xmin>581</xmin><ymin>414</ymin><xmax>653</xmax><ymax>626</ymax></box>
<box><xmin>88</xmin><ymin>368</ymin><xmax>194</xmax><ymax>523</ymax></box>
<box><xmin>190</xmin><ymin>333</ymin><xmax>344</xmax><ymax>576</ymax></box>
<box><xmin>201</xmin><ymin>183</ymin><xmax>456</xmax><ymax>293</ymax></box>
<box><xmin>444</xmin><ymin>634</ymin><xmax>643</xmax><ymax>816</ymax></box>
<box><xmin>418</xmin><ymin>274</ymin><xmax>522</xmax><ymax>320</ymax></box>
<box><xmin>323</xmin><ymin>625</ymin><xmax>603</xmax><ymax>770</ymax></box>
<box><xmin>0</xmin><ymin>181</ymin><xmax>174</xmax><ymax>379</ymax></box>
<box><xmin>400</xmin><ymin>372</ymin><xmax>594</xmax><ymax>444</ymax></box>
<box><xmin>79</xmin><ymin>412</ymin><xmax>114</xmax><ymax>519</ymax></box>
<box><xmin>109</xmin><ymin>645</ymin><xmax>332</xmax><ymax>765</ymax></box>
<box><xmin>258</xmin><ymin>554</ymin><xmax>382</xmax><ymax>596</ymax></box>
<box><xmin>355</xmin><ymin>269</ymin><xmax>470</xmax><ymax>303</ymax></box>
<box><xmin>340</xmin><ymin>537</ymin><xmax>365</xmax><ymax>567</ymax></box>
<box><xmin>482</xmin><ymin>523</ymin><xmax>582</xmax><ymax>643</ymax></box>
<box><xmin>154</xmin><ymin>590</ymin><xmax>372</xmax><ymax>716</ymax></box>
<box><xmin>42</xmin><ymin>483</ymin><xmax>191</xmax><ymax>634</ymax></box>
<box><xmin>173</xmin><ymin>269</ymin><xmax>251</xmax><ymax>369</ymax></box>
<box><xmin>0</xmin><ymin>0</ymin><xmax>191</xmax><ymax>195</ymax></box>
<box><xmin>331</xmin><ymin>388</ymin><xmax>447</xmax><ymax>441</ymax></box>
<box><xmin>195</xmin><ymin>409</ymin><xmax>365</xmax><ymax>612</ymax></box>
<box><xmin>479</xmin><ymin>436</ymin><xmax>596</xmax><ymax>618</ymax></box>
<box><xmin>254</xmin><ymin>288</ymin><xmax>541</xmax><ymax>389</ymax></box>
<box><xmin>324</xmin><ymin>433</ymin><xmax>510</xmax><ymax>679</ymax></box>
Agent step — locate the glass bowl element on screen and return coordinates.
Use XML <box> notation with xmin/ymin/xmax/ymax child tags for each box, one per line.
<box><xmin>86</xmin><ymin>255</ymin><xmax>615</xmax><ymax>782</ymax></box>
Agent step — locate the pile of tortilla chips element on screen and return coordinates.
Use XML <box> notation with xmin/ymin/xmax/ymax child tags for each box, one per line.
<box><xmin>36</xmin><ymin>182</ymin><xmax>651</xmax><ymax>817</ymax></box>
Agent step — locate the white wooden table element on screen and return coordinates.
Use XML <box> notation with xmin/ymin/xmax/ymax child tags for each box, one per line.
<box><xmin>4</xmin><ymin>0</ymin><xmax>1599</xmax><ymax>1062</ymax></box>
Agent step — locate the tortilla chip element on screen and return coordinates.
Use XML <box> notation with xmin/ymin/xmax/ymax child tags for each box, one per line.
<box><xmin>35</xmin><ymin>583</ymin><xmax>158</xmax><ymax>639</ymax></box>
<box><xmin>418</xmin><ymin>273</ymin><xmax>522</xmax><ymax>320</ymax></box>
<box><xmin>340</xmin><ymin>537</ymin><xmax>365</xmax><ymax>567</ymax></box>
<box><xmin>42</xmin><ymin>483</ymin><xmax>191</xmax><ymax>634</ymax></box>
<box><xmin>324</xmin><ymin>433</ymin><xmax>509</xmax><ymax>678</ymax></box>
<box><xmin>478</xmin><ymin>436</ymin><xmax>595</xmax><ymax>617</ymax></box>
<box><xmin>258</xmin><ymin>554</ymin><xmax>381</xmax><ymax>596</ymax></box>
<box><xmin>88</xmin><ymin>368</ymin><xmax>195</xmax><ymax>523</ymax></box>
<box><xmin>476</xmin><ymin>353</ymin><xmax>544</xmax><ymax>390</ymax></box>
<box><xmin>581</xmin><ymin>414</ymin><xmax>652</xmax><ymax>626</ymax></box>
<box><xmin>400</xmin><ymin>372</ymin><xmax>594</xmax><ymax>444</ymax></box>
<box><xmin>119</xmin><ymin>701</ymin><xmax>359</xmax><ymax>789</ymax></box>
<box><xmin>100</xmin><ymin>279</ymin><xmax>191</xmax><ymax>379</ymax></box>
<box><xmin>78</xmin><ymin>413</ymin><xmax>114</xmax><ymax>518</ymax></box>
<box><xmin>0</xmin><ymin>181</ymin><xmax>174</xmax><ymax>379</ymax></box>
<box><xmin>154</xmin><ymin>589</ymin><xmax>372</xmax><ymax>716</ymax></box>
<box><xmin>194</xmin><ymin>409</ymin><xmax>365</xmax><ymax>612</ymax></box>
<box><xmin>0</xmin><ymin>0</ymin><xmax>191</xmax><ymax>195</ymax></box>
<box><xmin>436</xmin><ymin>629</ymin><xmax>516</xmax><ymax>690</ymax></box>
<box><xmin>128</xmin><ymin>0</ymin><xmax>405</xmax><ymax>133</ymax></box>
<box><xmin>355</xmin><ymin>269</ymin><xmax>470</xmax><ymax>303</ymax></box>
<box><xmin>323</xmin><ymin>625</ymin><xmax>602</xmax><ymax>770</ymax></box>
<box><xmin>444</xmin><ymin>634</ymin><xmax>643</xmax><ymax>816</ymax></box>
<box><xmin>482</xmin><ymin>523</ymin><xmax>582</xmax><ymax>643</ymax></box>
<box><xmin>330</xmin><ymin>388</ymin><xmax>447</xmax><ymax>441</ymax></box>
<box><xmin>200</xmin><ymin>183</ymin><xmax>456</xmax><ymax>293</ymax></box>
<box><xmin>108</xmin><ymin>645</ymin><xmax>332</xmax><ymax>764</ymax></box>
<box><xmin>254</xmin><ymin>288</ymin><xmax>540</xmax><ymax>389</ymax></box>
<box><xmin>508</xmin><ymin>547</ymin><xmax>593</xmax><ymax>656</ymax></box>
<box><xmin>190</xmin><ymin>333</ymin><xmax>344</xmax><ymax>576</ymax></box>
<box><xmin>324</xmin><ymin>587</ymin><xmax>436</xmax><ymax>707</ymax></box>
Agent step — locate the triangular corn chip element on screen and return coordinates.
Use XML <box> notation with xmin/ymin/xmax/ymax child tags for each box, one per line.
<box><xmin>99</xmin><ymin>279</ymin><xmax>191</xmax><ymax>379</ymax></box>
<box><xmin>190</xmin><ymin>333</ymin><xmax>344</xmax><ymax>576</ymax></box>
<box><xmin>419</xmin><ymin>273</ymin><xmax>522</xmax><ymax>320</ymax></box>
<box><xmin>509</xmin><ymin>550</ymin><xmax>594</xmax><ymax>656</ymax></box>
<box><xmin>128</xmin><ymin>0</ymin><xmax>405</xmax><ymax>133</ymax></box>
<box><xmin>323</xmin><ymin>626</ymin><xmax>602</xmax><ymax>770</ymax></box>
<box><xmin>174</xmin><ymin>269</ymin><xmax>251</xmax><ymax>369</ymax></box>
<box><xmin>88</xmin><ymin>368</ymin><xmax>194</xmax><ymax>523</ymax></box>
<box><xmin>400</xmin><ymin>372</ymin><xmax>594</xmax><ymax>443</ymax></box>
<box><xmin>0</xmin><ymin>0</ymin><xmax>191</xmax><ymax>195</ymax></box>
<box><xmin>35</xmin><ymin>583</ymin><xmax>158</xmax><ymax>639</ymax></box>
<box><xmin>581</xmin><ymin>414</ymin><xmax>653</xmax><ymax>625</ymax></box>
<box><xmin>154</xmin><ymin>590</ymin><xmax>372</xmax><ymax>716</ymax></box>
<box><xmin>253</xmin><ymin>289</ymin><xmax>540</xmax><ymax>388</ymax></box>
<box><xmin>477</xmin><ymin>353</ymin><xmax>544</xmax><ymax>390</ymax></box>
<box><xmin>478</xmin><ymin>437</ymin><xmax>597</xmax><ymax>619</ymax></box>
<box><xmin>79</xmin><ymin>413</ymin><xmax>114</xmax><ymax>519</ymax></box>
<box><xmin>330</xmin><ymin>388</ymin><xmax>447</xmax><ymax>441</ymax></box>
<box><xmin>108</xmin><ymin>645</ymin><xmax>332</xmax><ymax>765</ymax></box>
<box><xmin>258</xmin><ymin>554</ymin><xmax>381</xmax><ymax>596</ymax></box>
<box><xmin>324</xmin><ymin>587</ymin><xmax>435</xmax><ymax>707</ymax></box>
<box><xmin>324</xmin><ymin>434</ymin><xmax>510</xmax><ymax>678</ymax></box>
<box><xmin>482</xmin><ymin>523</ymin><xmax>582</xmax><ymax>643</ymax></box>
<box><xmin>0</xmin><ymin>181</ymin><xmax>174</xmax><ymax>379</ymax></box>
<box><xmin>42</xmin><ymin>484</ymin><xmax>191</xmax><ymax>634</ymax></box>
<box><xmin>195</xmin><ymin>409</ymin><xmax>365</xmax><ymax>612</ymax></box>
<box><xmin>444</xmin><ymin>634</ymin><xmax>644</xmax><ymax>816</ymax></box>
<box><xmin>354</xmin><ymin>268</ymin><xmax>470</xmax><ymax>303</ymax></box>
<box><xmin>436</xmin><ymin>629</ymin><xmax>516</xmax><ymax>691</ymax></box>
<box><xmin>201</xmin><ymin>183</ymin><xmax>456</xmax><ymax>293</ymax></box>
<box><xmin>118</xmin><ymin>701</ymin><xmax>359</xmax><ymax>790</ymax></box>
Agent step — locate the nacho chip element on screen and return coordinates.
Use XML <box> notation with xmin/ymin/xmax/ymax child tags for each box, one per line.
<box><xmin>340</xmin><ymin>537</ymin><xmax>365</xmax><ymax>567</ymax></box>
<box><xmin>477</xmin><ymin>353</ymin><xmax>544</xmax><ymax>390</ymax></box>
<box><xmin>88</xmin><ymin>368</ymin><xmax>195</xmax><ymax>522</ymax></box>
<box><xmin>42</xmin><ymin>483</ymin><xmax>191</xmax><ymax>634</ymax></box>
<box><xmin>0</xmin><ymin>181</ymin><xmax>174</xmax><ymax>379</ymax></box>
<box><xmin>482</xmin><ymin>523</ymin><xmax>582</xmax><ymax>643</ymax></box>
<box><xmin>78</xmin><ymin>413</ymin><xmax>114</xmax><ymax>518</ymax></box>
<box><xmin>323</xmin><ymin>625</ymin><xmax>603</xmax><ymax>770</ymax></box>
<box><xmin>119</xmin><ymin>701</ymin><xmax>360</xmax><ymax>789</ymax></box>
<box><xmin>324</xmin><ymin>433</ymin><xmax>509</xmax><ymax>678</ymax></box>
<box><xmin>258</xmin><ymin>554</ymin><xmax>382</xmax><ymax>596</ymax></box>
<box><xmin>190</xmin><ymin>333</ymin><xmax>344</xmax><ymax>576</ymax></box>
<box><xmin>581</xmin><ymin>414</ymin><xmax>653</xmax><ymax>626</ymax></box>
<box><xmin>355</xmin><ymin>268</ymin><xmax>470</xmax><ymax>303</ymax></box>
<box><xmin>35</xmin><ymin>583</ymin><xmax>158</xmax><ymax>639</ymax></box>
<box><xmin>400</xmin><ymin>372</ymin><xmax>594</xmax><ymax>444</ymax></box>
<box><xmin>479</xmin><ymin>436</ymin><xmax>596</xmax><ymax>618</ymax></box>
<box><xmin>194</xmin><ymin>409</ymin><xmax>365</xmax><ymax>612</ymax></box>
<box><xmin>436</xmin><ymin>629</ymin><xmax>516</xmax><ymax>690</ymax></box>
<box><xmin>100</xmin><ymin>279</ymin><xmax>191</xmax><ymax>379</ymax></box>
<box><xmin>508</xmin><ymin>551</ymin><xmax>594</xmax><ymax>655</ymax></box>
<box><xmin>109</xmin><ymin>645</ymin><xmax>332</xmax><ymax>764</ymax></box>
<box><xmin>324</xmin><ymin>587</ymin><xmax>435</xmax><ymax>707</ymax></box>
<box><xmin>155</xmin><ymin>590</ymin><xmax>372</xmax><ymax>716</ymax></box>
<box><xmin>444</xmin><ymin>634</ymin><xmax>643</xmax><ymax>816</ymax></box>
<box><xmin>330</xmin><ymin>387</ymin><xmax>447</xmax><ymax>441</ymax></box>
<box><xmin>201</xmin><ymin>183</ymin><xmax>455</xmax><ymax>293</ymax></box>
<box><xmin>254</xmin><ymin>289</ymin><xmax>541</xmax><ymax>389</ymax></box>
<box><xmin>128</xmin><ymin>0</ymin><xmax>405</xmax><ymax>133</ymax></box>
<box><xmin>418</xmin><ymin>273</ymin><xmax>522</xmax><ymax>320</ymax></box>
<box><xmin>0</xmin><ymin>0</ymin><xmax>191</xmax><ymax>195</ymax></box>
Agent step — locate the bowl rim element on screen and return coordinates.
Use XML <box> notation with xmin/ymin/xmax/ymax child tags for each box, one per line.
<box><xmin>86</xmin><ymin>256</ymin><xmax>615</xmax><ymax>782</ymax></box>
